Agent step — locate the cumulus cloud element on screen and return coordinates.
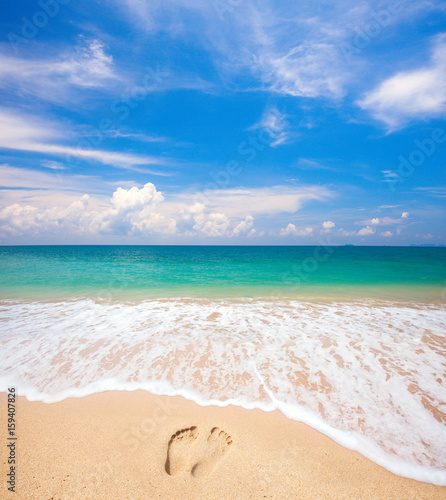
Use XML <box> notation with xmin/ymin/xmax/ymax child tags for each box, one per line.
<box><xmin>232</xmin><ymin>215</ymin><xmax>254</xmax><ymax>236</ymax></box>
<box><xmin>280</xmin><ymin>224</ymin><xmax>313</xmax><ymax>237</ymax></box>
<box><xmin>111</xmin><ymin>184</ymin><xmax>164</xmax><ymax>211</ymax></box>
<box><xmin>338</xmin><ymin>228</ymin><xmax>356</xmax><ymax>236</ymax></box>
<box><xmin>401</xmin><ymin>211</ymin><xmax>409</xmax><ymax>218</ymax></box>
<box><xmin>358</xmin><ymin>216</ymin><xmax>405</xmax><ymax>226</ymax></box>
<box><xmin>0</xmin><ymin>181</ymin><xmax>269</xmax><ymax>241</ymax></box>
<box><xmin>357</xmin><ymin>226</ymin><xmax>375</xmax><ymax>236</ymax></box>
<box><xmin>181</xmin><ymin>204</ymin><xmax>230</xmax><ymax>237</ymax></box>
<box><xmin>357</xmin><ymin>34</ymin><xmax>446</xmax><ymax>128</ymax></box>
<box><xmin>322</xmin><ymin>220</ymin><xmax>335</xmax><ymax>229</ymax></box>
<box><xmin>381</xmin><ymin>231</ymin><xmax>393</xmax><ymax>237</ymax></box>
<box><xmin>0</xmin><ymin>183</ymin><xmax>170</xmax><ymax>238</ymax></box>
<box><xmin>0</xmin><ymin>195</ymin><xmax>91</xmax><ymax>237</ymax></box>
<box><xmin>177</xmin><ymin>204</ymin><xmax>254</xmax><ymax>238</ymax></box>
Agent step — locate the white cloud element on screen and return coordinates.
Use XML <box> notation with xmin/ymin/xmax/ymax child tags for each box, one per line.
<box><xmin>15</xmin><ymin>143</ymin><xmax>168</xmax><ymax>172</ymax></box>
<box><xmin>111</xmin><ymin>184</ymin><xmax>164</xmax><ymax>211</ymax></box>
<box><xmin>358</xmin><ymin>216</ymin><xmax>404</xmax><ymax>226</ymax></box>
<box><xmin>232</xmin><ymin>215</ymin><xmax>254</xmax><ymax>236</ymax></box>
<box><xmin>338</xmin><ymin>228</ymin><xmax>356</xmax><ymax>236</ymax></box>
<box><xmin>381</xmin><ymin>231</ymin><xmax>393</xmax><ymax>237</ymax></box>
<box><xmin>298</xmin><ymin>159</ymin><xmax>337</xmax><ymax>171</ymax></box>
<box><xmin>254</xmin><ymin>106</ymin><xmax>293</xmax><ymax>147</ymax></box>
<box><xmin>280</xmin><ymin>224</ymin><xmax>313</xmax><ymax>237</ymax></box>
<box><xmin>0</xmin><ymin>107</ymin><xmax>62</xmax><ymax>146</ymax></box>
<box><xmin>259</xmin><ymin>41</ymin><xmax>347</xmax><ymax>99</ymax></box>
<box><xmin>0</xmin><ymin>39</ymin><xmax>118</xmax><ymax>103</ymax></box>
<box><xmin>199</xmin><ymin>212</ymin><xmax>230</xmax><ymax>237</ymax></box>
<box><xmin>41</xmin><ymin>161</ymin><xmax>68</xmax><ymax>171</ymax></box>
<box><xmin>116</xmin><ymin>0</ymin><xmax>211</xmax><ymax>31</ymax></box>
<box><xmin>0</xmin><ymin>164</ymin><xmax>77</xmax><ymax>191</ymax></box>
<box><xmin>116</xmin><ymin>1</ymin><xmax>359</xmax><ymax>99</ymax></box>
<box><xmin>109</xmin><ymin>0</ymin><xmax>446</xmax><ymax>109</ymax></box>
<box><xmin>177</xmin><ymin>203</ymin><xmax>231</xmax><ymax>237</ymax></box>
<box><xmin>381</xmin><ymin>170</ymin><xmax>399</xmax><ymax>179</ymax></box>
<box><xmin>0</xmin><ymin>183</ymin><xmax>171</xmax><ymax>238</ymax></box>
<box><xmin>401</xmin><ymin>211</ymin><xmax>409</xmax><ymax>218</ymax></box>
<box><xmin>107</xmin><ymin>131</ymin><xmax>168</xmax><ymax>143</ymax></box>
<box><xmin>357</xmin><ymin>34</ymin><xmax>446</xmax><ymax>128</ymax></box>
<box><xmin>414</xmin><ymin>187</ymin><xmax>446</xmax><ymax>198</ymax></box>
<box><xmin>0</xmin><ymin>182</ymin><xmax>283</xmax><ymax>240</ymax></box>
<box><xmin>0</xmin><ymin>108</ymin><xmax>168</xmax><ymax>172</ymax></box>
<box><xmin>190</xmin><ymin>185</ymin><xmax>333</xmax><ymax>218</ymax></box>
<box><xmin>357</xmin><ymin>226</ymin><xmax>375</xmax><ymax>236</ymax></box>
<box><xmin>322</xmin><ymin>220</ymin><xmax>335</xmax><ymax>232</ymax></box>
<box><xmin>0</xmin><ymin>196</ymin><xmax>91</xmax><ymax>237</ymax></box>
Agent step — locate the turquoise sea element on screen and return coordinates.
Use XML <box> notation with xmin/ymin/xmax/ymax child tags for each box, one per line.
<box><xmin>1</xmin><ymin>245</ymin><xmax>446</xmax><ymax>484</ymax></box>
<box><xmin>0</xmin><ymin>245</ymin><xmax>445</xmax><ymax>300</ymax></box>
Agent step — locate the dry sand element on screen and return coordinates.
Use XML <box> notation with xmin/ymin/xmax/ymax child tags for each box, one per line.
<box><xmin>1</xmin><ymin>390</ymin><xmax>445</xmax><ymax>499</ymax></box>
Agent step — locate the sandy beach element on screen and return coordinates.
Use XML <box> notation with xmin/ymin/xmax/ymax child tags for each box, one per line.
<box><xmin>1</xmin><ymin>390</ymin><xmax>445</xmax><ymax>499</ymax></box>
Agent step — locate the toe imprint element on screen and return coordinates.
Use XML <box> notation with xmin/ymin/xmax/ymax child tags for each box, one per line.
<box><xmin>191</xmin><ymin>427</ymin><xmax>233</xmax><ymax>478</ymax></box>
<box><xmin>165</xmin><ymin>426</ymin><xmax>198</xmax><ymax>476</ymax></box>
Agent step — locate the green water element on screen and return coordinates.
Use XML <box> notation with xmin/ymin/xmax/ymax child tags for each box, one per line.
<box><xmin>0</xmin><ymin>245</ymin><xmax>445</xmax><ymax>300</ymax></box>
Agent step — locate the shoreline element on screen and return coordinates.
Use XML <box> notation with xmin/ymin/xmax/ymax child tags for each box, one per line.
<box><xmin>1</xmin><ymin>293</ymin><xmax>445</xmax><ymax>306</ymax></box>
<box><xmin>1</xmin><ymin>390</ymin><xmax>445</xmax><ymax>499</ymax></box>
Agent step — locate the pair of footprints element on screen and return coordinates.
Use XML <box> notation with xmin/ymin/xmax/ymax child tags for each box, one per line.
<box><xmin>165</xmin><ymin>426</ymin><xmax>233</xmax><ymax>478</ymax></box>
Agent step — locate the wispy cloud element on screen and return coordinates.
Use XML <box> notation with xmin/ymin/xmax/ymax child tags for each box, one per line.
<box><xmin>257</xmin><ymin>40</ymin><xmax>347</xmax><ymax>99</ymax></box>
<box><xmin>112</xmin><ymin>1</ymin><xmax>368</xmax><ymax>99</ymax></box>
<box><xmin>0</xmin><ymin>164</ymin><xmax>98</xmax><ymax>192</ymax></box>
<box><xmin>297</xmin><ymin>158</ymin><xmax>338</xmax><ymax>171</ymax></box>
<box><xmin>105</xmin><ymin>131</ymin><xmax>168</xmax><ymax>143</ymax></box>
<box><xmin>0</xmin><ymin>38</ymin><xmax>119</xmax><ymax>103</ymax></box>
<box><xmin>252</xmin><ymin>106</ymin><xmax>294</xmax><ymax>147</ymax></box>
<box><xmin>183</xmin><ymin>185</ymin><xmax>334</xmax><ymax>218</ymax></box>
<box><xmin>414</xmin><ymin>186</ymin><xmax>446</xmax><ymax>198</ymax></box>
<box><xmin>0</xmin><ymin>108</ymin><xmax>170</xmax><ymax>173</ymax></box>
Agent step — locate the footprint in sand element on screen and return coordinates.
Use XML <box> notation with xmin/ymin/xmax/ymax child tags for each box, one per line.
<box><xmin>191</xmin><ymin>427</ymin><xmax>233</xmax><ymax>478</ymax></box>
<box><xmin>165</xmin><ymin>426</ymin><xmax>199</xmax><ymax>476</ymax></box>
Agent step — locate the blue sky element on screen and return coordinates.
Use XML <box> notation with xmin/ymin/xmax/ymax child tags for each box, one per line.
<box><xmin>0</xmin><ymin>0</ymin><xmax>445</xmax><ymax>245</ymax></box>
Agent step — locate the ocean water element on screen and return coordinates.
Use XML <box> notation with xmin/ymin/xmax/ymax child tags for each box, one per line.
<box><xmin>0</xmin><ymin>245</ymin><xmax>445</xmax><ymax>300</ymax></box>
<box><xmin>0</xmin><ymin>246</ymin><xmax>445</xmax><ymax>485</ymax></box>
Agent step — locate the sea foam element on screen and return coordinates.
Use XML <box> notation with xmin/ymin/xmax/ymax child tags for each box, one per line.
<box><xmin>1</xmin><ymin>297</ymin><xmax>445</xmax><ymax>485</ymax></box>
